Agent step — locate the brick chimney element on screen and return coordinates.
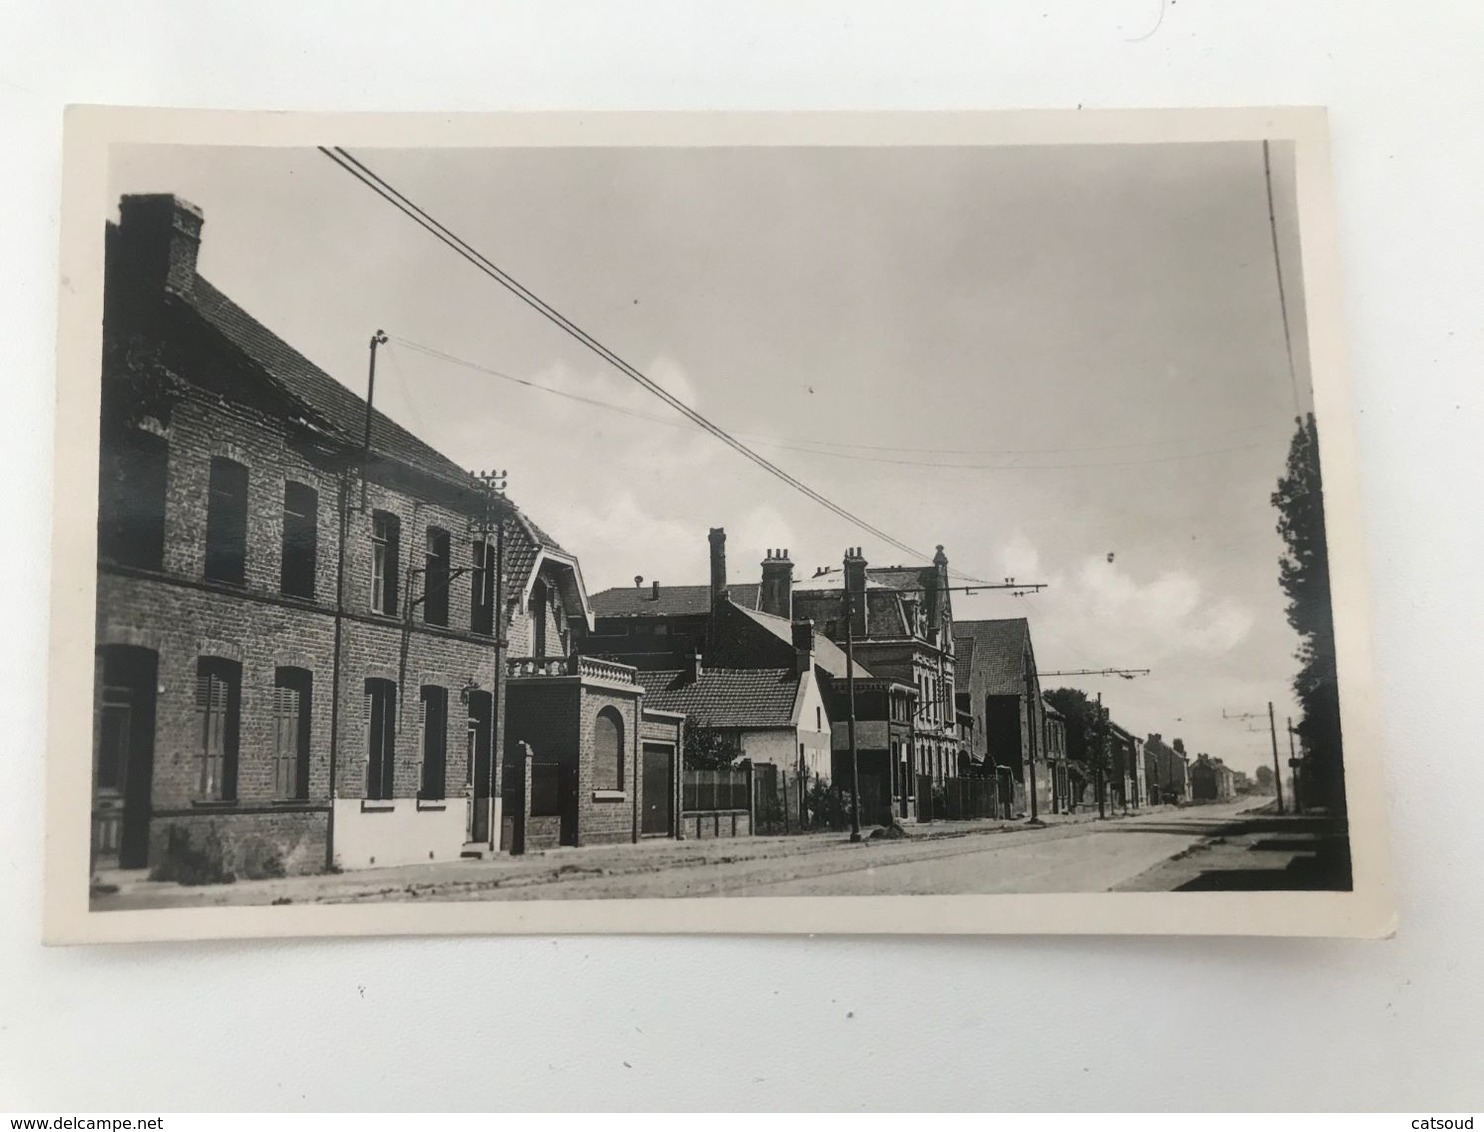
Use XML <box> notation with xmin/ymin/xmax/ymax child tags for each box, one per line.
<box><xmin>708</xmin><ymin>527</ymin><xmax>728</xmax><ymax>611</ymax></box>
<box><xmin>686</xmin><ymin>651</ymin><xmax>704</xmax><ymax>683</ymax></box>
<box><xmin>651</xmin><ymin>579</ymin><xmax>661</xmax><ymax>602</ymax></box>
<box><xmin>116</xmin><ymin>194</ymin><xmax>204</xmax><ymax>298</ymax></box>
<box><xmin>791</xmin><ymin>619</ymin><xmax>815</xmax><ymax>677</ymax></box>
<box><xmin>844</xmin><ymin>547</ymin><xmax>868</xmax><ymax>638</ymax></box>
<box><xmin>760</xmin><ymin>548</ymin><xmax>793</xmax><ymax>620</ymax></box>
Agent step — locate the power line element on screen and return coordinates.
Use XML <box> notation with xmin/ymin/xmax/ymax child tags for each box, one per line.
<box><xmin>318</xmin><ymin>145</ymin><xmax>934</xmax><ymax>564</ymax></box>
<box><xmin>391</xmin><ymin>336</ymin><xmax>1283</xmax><ymax>472</ymax></box>
<box><xmin>1263</xmin><ymin>139</ymin><xmax>1303</xmax><ymax>418</ymax></box>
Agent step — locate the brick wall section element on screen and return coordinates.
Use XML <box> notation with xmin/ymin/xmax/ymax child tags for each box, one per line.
<box><xmin>576</xmin><ymin>683</ymin><xmax>643</xmax><ymax>846</ymax></box>
<box><xmin>97</xmin><ymin>370</ymin><xmax>503</xmax><ymax>874</ymax></box>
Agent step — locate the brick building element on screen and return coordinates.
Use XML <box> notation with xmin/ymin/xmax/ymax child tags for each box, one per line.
<box><xmin>587</xmin><ymin>532</ymin><xmax>918</xmax><ymax>823</ymax></box>
<box><xmin>1143</xmin><ymin>733</ymin><xmax>1190</xmax><ymax>804</ymax></box>
<box><xmin>952</xmin><ymin>618</ymin><xmax>1053</xmax><ymax>817</ymax></box>
<box><xmin>792</xmin><ymin>547</ymin><xmax>962</xmax><ymax>821</ymax></box>
<box><xmin>1189</xmin><ymin>753</ymin><xmax>1237</xmax><ymax>802</ymax></box>
<box><xmin>91</xmin><ymin>192</ymin><xmax>680</xmax><ymax>880</ymax></box>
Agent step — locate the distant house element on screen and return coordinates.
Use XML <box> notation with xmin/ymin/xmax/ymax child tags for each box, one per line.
<box><xmin>635</xmin><ymin>626</ymin><xmax>830</xmax><ymax>773</ymax></box>
<box><xmin>1144</xmin><ymin>733</ymin><xmax>1190</xmax><ymax>804</ymax></box>
<box><xmin>792</xmin><ymin>547</ymin><xmax>963</xmax><ymax>821</ymax></box>
<box><xmin>589</xmin><ymin>532</ymin><xmax>921</xmax><ymax>824</ymax></box>
<box><xmin>1105</xmin><ymin>722</ymin><xmax>1149</xmax><ymax>811</ymax></box>
<box><xmin>953</xmin><ymin>618</ymin><xmax>1054</xmax><ymax>817</ymax></box>
<box><xmin>1189</xmin><ymin>753</ymin><xmax>1237</xmax><ymax>802</ymax></box>
<box><xmin>1043</xmin><ymin>699</ymin><xmax>1071</xmax><ymax>812</ymax></box>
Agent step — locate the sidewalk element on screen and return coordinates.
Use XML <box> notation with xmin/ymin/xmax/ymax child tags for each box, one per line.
<box><xmin>90</xmin><ymin>804</ymin><xmax>1131</xmax><ymax>910</ymax></box>
<box><xmin>1112</xmin><ymin>807</ymin><xmax>1352</xmax><ymax>892</ymax></box>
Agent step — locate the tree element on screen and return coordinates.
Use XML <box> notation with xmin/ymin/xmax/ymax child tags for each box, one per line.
<box><xmin>1272</xmin><ymin>413</ymin><xmax>1346</xmax><ymax>813</ymax></box>
<box><xmin>1043</xmin><ymin>687</ymin><xmax>1104</xmax><ymax>799</ymax></box>
<box><xmin>683</xmin><ymin>716</ymin><xmax>741</xmax><ymax>770</ymax></box>
<box><xmin>1254</xmin><ymin>764</ymin><xmax>1276</xmax><ymax>794</ymax></box>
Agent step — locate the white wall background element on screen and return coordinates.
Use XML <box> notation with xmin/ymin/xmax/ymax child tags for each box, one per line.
<box><xmin>2</xmin><ymin>1</ymin><xmax>1481</xmax><ymax>1112</ymax></box>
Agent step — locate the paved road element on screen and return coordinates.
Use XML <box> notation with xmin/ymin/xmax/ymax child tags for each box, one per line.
<box><xmin>438</xmin><ymin>801</ymin><xmax>1257</xmax><ymax>901</ymax></box>
<box><xmin>93</xmin><ymin>801</ymin><xmax>1260</xmax><ymax>909</ymax></box>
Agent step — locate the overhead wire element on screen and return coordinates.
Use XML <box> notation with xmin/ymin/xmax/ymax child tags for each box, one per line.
<box><xmin>1263</xmin><ymin>139</ymin><xmax>1304</xmax><ymax>419</ymax></box>
<box><xmin>317</xmin><ymin>144</ymin><xmax>938</xmax><ymax>566</ymax></box>
<box><xmin>390</xmin><ymin>335</ymin><xmax>1284</xmax><ymax>472</ymax></box>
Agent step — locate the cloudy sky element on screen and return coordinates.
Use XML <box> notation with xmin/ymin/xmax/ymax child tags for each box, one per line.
<box><xmin>109</xmin><ymin>139</ymin><xmax>1314</xmax><ymax>776</ymax></box>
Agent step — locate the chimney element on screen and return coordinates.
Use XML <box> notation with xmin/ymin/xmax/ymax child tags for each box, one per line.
<box><xmin>686</xmin><ymin>651</ymin><xmax>704</xmax><ymax>682</ymax></box>
<box><xmin>708</xmin><ymin>527</ymin><xmax>728</xmax><ymax>611</ymax></box>
<box><xmin>651</xmin><ymin>579</ymin><xmax>661</xmax><ymax>601</ymax></box>
<box><xmin>791</xmin><ymin>619</ymin><xmax>815</xmax><ymax>677</ymax></box>
<box><xmin>843</xmin><ymin>547</ymin><xmax>868</xmax><ymax>638</ymax></box>
<box><xmin>760</xmin><ymin>548</ymin><xmax>793</xmax><ymax>620</ymax></box>
<box><xmin>117</xmin><ymin>194</ymin><xmax>204</xmax><ymax>298</ymax></box>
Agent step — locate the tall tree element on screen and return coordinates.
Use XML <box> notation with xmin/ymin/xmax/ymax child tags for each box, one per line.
<box><xmin>1043</xmin><ymin>687</ymin><xmax>1103</xmax><ymax>797</ymax></box>
<box><xmin>1272</xmin><ymin>413</ymin><xmax>1346</xmax><ymax>813</ymax></box>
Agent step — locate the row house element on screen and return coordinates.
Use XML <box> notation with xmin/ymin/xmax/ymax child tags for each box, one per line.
<box><xmin>791</xmin><ymin>546</ymin><xmax>963</xmax><ymax>821</ymax></box>
<box><xmin>92</xmin><ymin>193</ymin><xmax>681</xmax><ymax>880</ymax></box>
<box><xmin>1143</xmin><ymin>733</ymin><xmax>1190</xmax><ymax>804</ymax></box>
<box><xmin>586</xmin><ymin>531</ymin><xmax>920</xmax><ymax>821</ymax></box>
<box><xmin>1105</xmin><ymin>722</ymin><xmax>1149</xmax><ymax>811</ymax></box>
<box><xmin>1189</xmin><ymin>753</ymin><xmax>1237</xmax><ymax>802</ymax></box>
<box><xmin>953</xmin><ymin>618</ymin><xmax>1054</xmax><ymax>817</ymax></box>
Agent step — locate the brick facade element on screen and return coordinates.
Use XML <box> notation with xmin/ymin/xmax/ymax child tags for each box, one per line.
<box><xmin>91</xmin><ymin>193</ymin><xmax>637</xmax><ymax>881</ymax></box>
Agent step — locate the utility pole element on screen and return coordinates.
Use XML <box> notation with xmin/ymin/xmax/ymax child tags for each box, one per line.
<box><xmin>359</xmin><ymin>330</ymin><xmax>388</xmax><ymax>511</ymax></box>
<box><xmin>1022</xmin><ymin>661</ymin><xmax>1041</xmax><ymax>824</ymax></box>
<box><xmin>1287</xmin><ymin>716</ymin><xmax>1303</xmax><ymax>815</ymax></box>
<box><xmin>1038</xmin><ymin>670</ymin><xmax>1148</xmax><ymax>817</ymax></box>
<box><xmin>1267</xmin><ymin>701</ymin><xmax>1286</xmax><ymax>815</ymax></box>
<box><xmin>844</xmin><ymin>549</ymin><xmax>862</xmax><ymax>843</ymax></box>
<box><xmin>1095</xmin><ymin>692</ymin><xmax>1107</xmax><ymax>820</ymax></box>
<box><xmin>477</xmin><ymin>469</ymin><xmax>509</xmax><ymax>853</ymax></box>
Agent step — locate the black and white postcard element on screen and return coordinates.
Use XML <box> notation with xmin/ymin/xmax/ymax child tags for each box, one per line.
<box><xmin>44</xmin><ymin>107</ymin><xmax>1393</xmax><ymax>942</ymax></box>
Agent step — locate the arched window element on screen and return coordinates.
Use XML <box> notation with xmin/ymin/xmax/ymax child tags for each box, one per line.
<box><xmin>593</xmin><ymin>707</ymin><xmax>624</xmax><ymax>792</ymax></box>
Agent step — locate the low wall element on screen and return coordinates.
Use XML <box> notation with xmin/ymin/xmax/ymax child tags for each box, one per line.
<box><xmin>681</xmin><ymin>810</ymin><xmax>752</xmax><ymax>839</ymax></box>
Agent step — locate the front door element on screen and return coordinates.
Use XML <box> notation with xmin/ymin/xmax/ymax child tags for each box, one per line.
<box><xmin>94</xmin><ymin>646</ymin><xmax>158</xmax><ymax>871</ymax></box>
<box><xmin>641</xmin><ymin>743</ymin><xmax>674</xmax><ymax>836</ymax></box>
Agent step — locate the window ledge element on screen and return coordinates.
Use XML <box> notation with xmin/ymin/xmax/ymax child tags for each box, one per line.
<box><xmin>190</xmin><ymin>799</ymin><xmax>237</xmax><ymax>809</ymax></box>
<box><xmin>416</xmin><ymin>799</ymin><xmax>448</xmax><ymax>811</ymax></box>
<box><xmin>271</xmin><ymin>798</ymin><xmax>311</xmax><ymax>807</ymax></box>
<box><xmin>591</xmin><ymin>790</ymin><xmax>627</xmax><ymax>802</ymax></box>
<box><xmin>360</xmin><ymin>799</ymin><xmax>396</xmax><ymax>813</ymax></box>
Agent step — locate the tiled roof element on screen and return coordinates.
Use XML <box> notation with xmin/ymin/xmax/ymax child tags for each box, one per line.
<box><xmin>636</xmin><ymin>667</ymin><xmax>800</xmax><ymax>729</ymax></box>
<box><xmin>730</xmin><ymin>603</ymin><xmax>870</xmax><ymax>680</ymax></box>
<box><xmin>865</xmin><ymin>565</ymin><xmax>935</xmax><ymax>593</ymax></box>
<box><xmin>183</xmin><ymin>276</ymin><xmax>475</xmax><ymax>489</ymax></box>
<box><xmin>953</xmin><ymin>618</ymin><xmax>1032</xmax><ymax>696</ymax></box>
<box><xmin>591</xmin><ymin>582</ymin><xmax>761</xmax><ymax>618</ymax></box>
<box><xmin>175</xmin><ymin>275</ymin><xmax>568</xmax><ymax>594</ymax></box>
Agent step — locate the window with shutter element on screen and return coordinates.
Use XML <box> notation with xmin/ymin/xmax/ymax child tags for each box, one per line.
<box><xmin>272</xmin><ymin>667</ymin><xmax>312</xmax><ymax>800</ymax></box>
<box><xmin>419</xmin><ymin>686</ymin><xmax>448</xmax><ymax>800</ymax></box>
<box><xmin>195</xmin><ymin>658</ymin><xmax>240</xmax><ymax>800</ymax></box>
<box><xmin>364</xmin><ymin>678</ymin><xmax>397</xmax><ymax>799</ymax></box>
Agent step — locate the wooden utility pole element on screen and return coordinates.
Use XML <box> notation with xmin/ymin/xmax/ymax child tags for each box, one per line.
<box><xmin>1287</xmin><ymin>715</ymin><xmax>1302</xmax><ymax>816</ymax></box>
<box><xmin>1267</xmin><ymin>701</ymin><xmax>1286</xmax><ymax>815</ymax></box>
<box><xmin>844</xmin><ymin>549</ymin><xmax>862</xmax><ymax>843</ymax></box>
<box><xmin>1095</xmin><ymin>692</ymin><xmax>1107</xmax><ymax>820</ymax></box>
<box><xmin>1022</xmin><ymin>662</ymin><xmax>1041</xmax><ymax>824</ymax></box>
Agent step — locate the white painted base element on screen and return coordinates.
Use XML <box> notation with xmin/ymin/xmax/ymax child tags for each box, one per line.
<box><xmin>331</xmin><ymin>798</ymin><xmax>498</xmax><ymax>870</ymax></box>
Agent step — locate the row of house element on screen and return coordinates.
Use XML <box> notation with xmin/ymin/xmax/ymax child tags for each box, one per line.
<box><xmin>89</xmin><ymin>193</ymin><xmax>1244</xmax><ymax>883</ymax></box>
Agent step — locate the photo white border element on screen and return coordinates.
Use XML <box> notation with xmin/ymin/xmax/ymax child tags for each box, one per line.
<box><xmin>43</xmin><ymin>105</ymin><xmax>1395</xmax><ymax>944</ymax></box>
